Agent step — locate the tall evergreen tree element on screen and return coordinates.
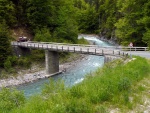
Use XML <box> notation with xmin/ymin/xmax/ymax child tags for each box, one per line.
<box><xmin>139</xmin><ymin>1</ymin><xmax>150</xmax><ymax>47</ymax></box>
<box><xmin>52</xmin><ymin>0</ymin><xmax>78</xmax><ymax>43</ymax></box>
<box><xmin>0</xmin><ymin>0</ymin><xmax>16</xmax><ymax>26</ymax></box>
<box><xmin>115</xmin><ymin>0</ymin><xmax>147</xmax><ymax>46</ymax></box>
<box><xmin>27</xmin><ymin>0</ymin><xmax>51</xmax><ymax>29</ymax></box>
<box><xmin>10</xmin><ymin>0</ymin><xmax>28</xmax><ymax>26</ymax></box>
<box><xmin>74</xmin><ymin>0</ymin><xmax>98</xmax><ymax>33</ymax></box>
<box><xmin>0</xmin><ymin>22</ymin><xmax>11</xmax><ymax>67</ymax></box>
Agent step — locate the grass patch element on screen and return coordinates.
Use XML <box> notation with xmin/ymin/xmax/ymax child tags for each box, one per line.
<box><xmin>1</xmin><ymin>57</ymin><xmax>150</xmax><ymax>113</ymax></box>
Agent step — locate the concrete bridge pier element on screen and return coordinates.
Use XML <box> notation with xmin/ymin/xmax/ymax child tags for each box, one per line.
<box><xmin>45</xmin><ymin>50</ymin><xmax>59</xmax><ymax>75</ymax></box>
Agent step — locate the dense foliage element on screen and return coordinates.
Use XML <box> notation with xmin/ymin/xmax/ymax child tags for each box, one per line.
<box><xmin>0</xmin><ymin>0</ymin><xmax>150</xmax><ymax>45</ymax></box>
<box><xmin>0</xmin><ymin>0</ymin><xmax>150</xmax><ymax>68</ymax></box>
<box><xmin>0</xmin><ymin>57</ymin><xmax>149</xmax><ymax>112</ymax></box>
<box><xmin>0</xmin><ymin>0</ymin><xmax>78</xmax><ymax>43</ymax></box>
<box><xmin>0</xmin><ymin>22</ymin><xmax>11</xmax><ymax>67</ymax></box>
<box><xmin>0</xmin><ymin>88</ymin><xmax>25</xmax><ymax>113</ymax></box>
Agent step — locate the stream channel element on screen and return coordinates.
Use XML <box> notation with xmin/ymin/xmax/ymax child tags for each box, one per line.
<box><xmin>17</xmin><ymin>35</ymin><xmax>112</xmax><ymax>97</ymax></box>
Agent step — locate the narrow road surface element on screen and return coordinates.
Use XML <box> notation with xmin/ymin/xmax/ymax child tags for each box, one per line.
<box><xmin>128</xmin><ymin>51</ymin><xmax>150</xmax><ymax>59</ymax></box>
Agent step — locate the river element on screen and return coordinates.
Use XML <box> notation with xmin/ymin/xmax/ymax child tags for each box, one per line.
<box><xmin>17</xmin><ymin>35</ymin><xmax>112</xmax><ymax>97</ymax></box>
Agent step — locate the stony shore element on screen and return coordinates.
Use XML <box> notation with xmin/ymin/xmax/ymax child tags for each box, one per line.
<box><xmin>0</xmin><ymin>55</ymin><xmax>86</xmax><ymax>88</ymax></box>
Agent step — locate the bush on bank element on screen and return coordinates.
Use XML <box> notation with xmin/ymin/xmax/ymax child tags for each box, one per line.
<box><xmin>0</xmin><ymin>57</ymin><xmax>150</xmax><ymax>113</ymax></box>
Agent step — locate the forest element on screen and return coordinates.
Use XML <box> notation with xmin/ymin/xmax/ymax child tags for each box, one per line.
<box><xmin>0</xmin><ymin>0</ymin><xmax>150</xmax><ymax>68</ymax></box>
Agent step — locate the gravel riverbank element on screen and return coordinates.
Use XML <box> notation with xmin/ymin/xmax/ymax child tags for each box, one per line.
<box><xmin>0</xmin><ymin>55</ymin><xmax>86</xmax><ymax>88</ymax></box>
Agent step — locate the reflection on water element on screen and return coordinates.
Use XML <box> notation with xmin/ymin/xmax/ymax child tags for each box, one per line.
<box><xmin>17</xmin><ymin>35</ymin><xmax>111</xmax><ymax>97</ymax></box>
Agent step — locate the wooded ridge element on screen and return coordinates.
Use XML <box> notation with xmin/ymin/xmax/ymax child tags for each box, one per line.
<box><xmin>0</xmin><ymin>0</ymin><xmax>150</xmax><ymax>68</ymax></box>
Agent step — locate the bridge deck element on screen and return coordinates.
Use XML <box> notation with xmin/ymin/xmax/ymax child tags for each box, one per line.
<box><xmin>11</xmin><ymin>41</ymin><xmax>128</xmax><ymax>57</ymax></box>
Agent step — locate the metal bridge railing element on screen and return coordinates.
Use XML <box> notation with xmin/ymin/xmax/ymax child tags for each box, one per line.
<box><xmin>115</xmin><ymin>47</ymin><xmax>149</xmax><ymax>51</ymax></box>
<box><xmin>11</xmin><ymin>41</ymin><xmax>128</xmax><ymax>57</ymax></box>
<box><xmin>11</xmin><ymin>41</ymin><xmax>149</xmax><ymax>58</ymax></box>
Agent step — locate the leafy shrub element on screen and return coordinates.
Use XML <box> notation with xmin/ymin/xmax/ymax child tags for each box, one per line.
<box><xmin>0</xmin><ymin>88</ymin><xmax>25</xmax><ymax>112</ymax></box>
<box><xmin>4</xmin><ymin>59</ymin><xmax>11</xmax><ymax>71</ymax></box>
<box><xmin>118</xmin><ymin>77</ymin><xmax>131</xmax><ymax>91</ymax></box>
<box><xmin>4</xmin><ymin>56</ymin><xmax>18</xmax><ymax>72</ymax></box>
<box><xmin>30</xmin><ymin>50</ymin><xmax>45</xmax><ymax>61</ymax></box>
<box><xmin>0</xmin><ymin>22</ymin><xmax>11</xmax><ymax>67</ymax></box>
<box><xmin>65</xmin><ymin>99</ymin><xmax>92</xmax><ymax>113</ymax></box>
<box><xmin>94</xmin><ymin>105</ymin><xmax>108</xmax><ymax>113</ymax></box>
<box><xmin>78</xmin><ymin>37</ymin><xmax>89</xmax><ymax>44</ymax></box>
<box><xmin>17</xmin><ymin>57</ymin><xmax>31</xmax><ymax>68</ymax></box>
<box><xmin>9</xmin><ymin>56</ymin><xmax>18</xmax><ymax>66</ymax></box>
<box><xmin>69</xmin><ymin>85</ymin><xmax>84</xmax><ymax>98</ymax></box>
<box><xmin>34</xmin><ymin>28</ymin><xmax>52</xmax><ymax>42</ymax></box>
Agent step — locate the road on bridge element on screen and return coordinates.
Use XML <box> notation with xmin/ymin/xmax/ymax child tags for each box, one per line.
<box><xmin>12</xmin><ymin>41</ymin><xmax>127</xmax><ymax>57</ymax></box>
<box><xmin>12</xmin><ymin>41</ymin><xmax>150</xmax><ymax>58</ymax></box>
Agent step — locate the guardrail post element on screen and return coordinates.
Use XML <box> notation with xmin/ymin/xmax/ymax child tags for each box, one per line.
<box><xmin>95</xmin><ymin>49</ymin><xmax>96</xmax><ymax>54</ymax></box>
<box><xmin>62</xmin><ymin>46</ymin><xmax>63</xmax><ymax>51</ymax></box>
<box><xmin>87</xmin><ymin>48</ymin><xmax>89</xmax><ymax>53</ymax></box>
<box><xmin>102</xmin><ymin>50</ymin><xmax>104</xmax><ymax>55</ymax></box>
<box><xmin>130</xmin><ymin>47</ymin><xmax>131</xmax><ymax>51</ymax></box>
<box><xmin>74</xmin><ymin>47</ymin><xmax>75</xmax><ymax>52</ymax></box>
<box><xmin>129</xmin><ymin>47</ymin><xmax>132</xmax><ymax>58</ymax></box>
<box><xmin>80</xmin><ymin>48</ymin><xmax>82</xmax><ymax>53</ymax></box>
<box><xmin>68</xmin><ymin>47</ymin><xmax>69</xmax><ymax>52</ymax></box>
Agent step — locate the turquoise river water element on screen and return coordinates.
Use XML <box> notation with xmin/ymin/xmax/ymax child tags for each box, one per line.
<box><xmin>17</xmin><ymin>35</ymin><xmax>112</xmax><ymax>97</ymax></box>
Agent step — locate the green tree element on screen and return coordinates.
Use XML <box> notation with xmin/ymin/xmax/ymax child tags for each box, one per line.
<box><xmin>0</xmin><ymin>22</ymin><xmax>11</xmax><ymax>67</ymax></box>
<box><xmin>0</xmin><ymin>0</ymin><xmax>16</xmax><ymax>26</ymax></box>
<box><xmin>27</xmin><ymin>0</ymin><xmax>78</xmax><ymax>43</ymax></box>
<box><xmin>97</xmin><ymin>0</ymin><xmax>118</xmax><ymax>39</ymax></box>
<box><xmin>115</xmin><ymin>0</ymin><xmax>147</xmax><ymax>46</ymax></box>
<box><xmin>4</xmin><ymin>59</ymin><xmax>11</xmax><ymax>71</ymax></box>
<box><xmin>79</xmin><ymin>5</ymin><xmax>98</xmax><ymax>33</ymax></box>
<box><xmin>52</xmin><ymin>0</ymin><xmax>78</xmax><ymax>43</ymax></box>
<box><xmin>143</xmin><ymin>29</ymin><xmax>150</xmax><ymax>48</ymax></box>
<box><xmin>0</xmin><ymin>88</ymin><xmax>25</xmax><ymax>112</ymax></box>
<box><xmin>139</xmin><ymin>1</ymin><xmax>150</xmax><ymax>47</ymax></box>
<box><xmin>27</xmin><ymin>0</ymin><xmax>52</xmax><ymax>29</ymax></box>
<box><xmin>34</xmin><ymin>27</ymin><xmax>52</xmax><ymax>42</ymax></box>
<box><xmin>74</xmin><ymin>0</ymin><xmax>98</xmax><ymax>33</ymax></box>
<box><xmin>10</xmin><ymin>0</ymin><xmax>28</xmax><ymax>26</ymax></box>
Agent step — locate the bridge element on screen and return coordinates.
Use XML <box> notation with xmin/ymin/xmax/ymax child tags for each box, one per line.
<box><xmin>12</xmin><ymin>41</ymin><xmax>145</xmax><ymax>75</ymax></box>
